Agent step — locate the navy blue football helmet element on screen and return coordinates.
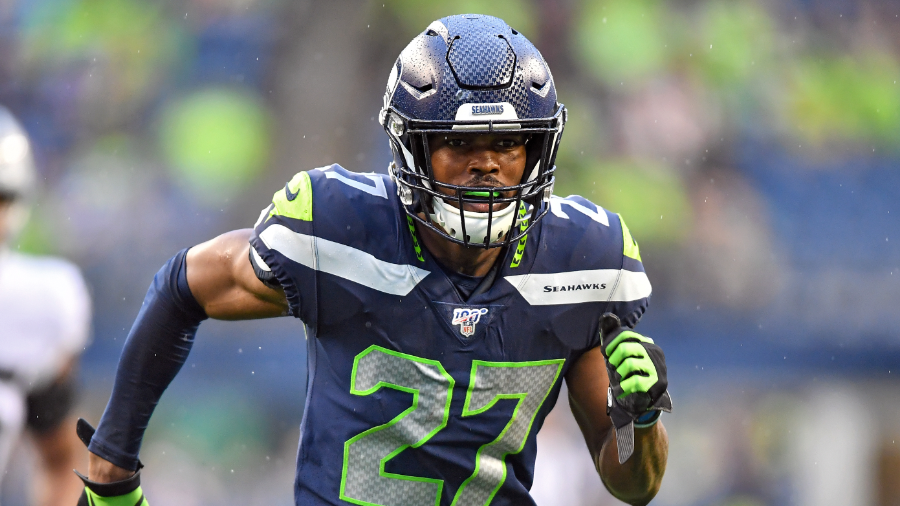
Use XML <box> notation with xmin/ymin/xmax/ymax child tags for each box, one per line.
<box><xmin>380</xmin><ymin>14</ymin><xmax>566</xmax><ymax>248</ymax></box>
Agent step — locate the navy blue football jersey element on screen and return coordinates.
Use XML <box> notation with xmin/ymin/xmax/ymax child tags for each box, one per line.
<box><xmin>249</xmin><ymin>165</ymin><xmax>651</xmax><ymax>506</ymax></box>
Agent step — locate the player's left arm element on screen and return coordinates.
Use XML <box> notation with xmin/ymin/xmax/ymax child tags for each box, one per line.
<box><xmin>566</xmin><ymin>341</ymin><xmax>669</xmax><ymax>505</ymax></box>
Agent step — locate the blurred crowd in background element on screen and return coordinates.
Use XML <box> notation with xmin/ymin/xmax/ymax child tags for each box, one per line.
<box><xmin>1</xmin><ymin>0</ymin><xmax>898</xmax><ymax>504</ymax></box>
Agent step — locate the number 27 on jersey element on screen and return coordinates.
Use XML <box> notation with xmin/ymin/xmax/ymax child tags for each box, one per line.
<box><xmin>341</xmin><ymin>345</ymin><xmax>564</xmax><ymax>506</ymax></box>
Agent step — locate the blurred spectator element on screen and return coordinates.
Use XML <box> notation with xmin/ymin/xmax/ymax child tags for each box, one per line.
<box><xmin>0</xmin><ymin>106</ymin><xmax>90</xmax><ymax>505</ymax></box>
<box><xmin>671</xmin><ymin>164</ymin><xmax>783</xmax><ymax>310</ymax></box>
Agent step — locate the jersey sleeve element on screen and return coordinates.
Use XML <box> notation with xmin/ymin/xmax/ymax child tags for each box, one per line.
<box><xmin>249</xmin><ymin>171</ymin><xmax>318</xmax><ymax>325</ymax></box>
<box><xmin>604</xmin><ymin>213</ymin><xmax>651</xmax><ymax>330</ymax></box>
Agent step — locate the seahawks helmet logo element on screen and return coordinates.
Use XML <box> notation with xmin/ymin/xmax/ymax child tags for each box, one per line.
<box><xmin>471</xmin><ymin>104</ymin><xmax>504</xmax><ymax>115</ymax></box>
<box><xmin>451</xmin><ymin>308</ymin><xmax>489</xmax><ymax>337</ymax></box>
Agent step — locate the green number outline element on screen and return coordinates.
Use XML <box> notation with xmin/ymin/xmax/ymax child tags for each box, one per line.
<box><xmin>340</xmin><ymin>345</ymin><xmax>456</xmax><ymax>506</ymax></box>
<box><xmin>451</xmin><ymin>359</ymin><xmax>565</xmax><ymax>506</ymax></box>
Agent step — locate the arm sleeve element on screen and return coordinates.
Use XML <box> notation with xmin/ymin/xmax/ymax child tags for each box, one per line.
<box><xmin>87</xmin><ymin>249</ymin><xmax>207</xmax><ymax>471</ymax></box>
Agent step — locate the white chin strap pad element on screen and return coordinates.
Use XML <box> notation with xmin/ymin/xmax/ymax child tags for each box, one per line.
<box><xmin>428</xmin><ymin>197</ymin><xmax>517</xmax><ymax>245</ymax></box>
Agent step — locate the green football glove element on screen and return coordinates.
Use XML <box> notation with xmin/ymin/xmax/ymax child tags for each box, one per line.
<box><xmin>600</xmin><ymin>313</ymin><xmax>672</xmax><ymax>464</ymax></box>
<box><xmin>74</xmin><ymin>418</ymin><xmax>149</xmax><ymax>506</ymax></box>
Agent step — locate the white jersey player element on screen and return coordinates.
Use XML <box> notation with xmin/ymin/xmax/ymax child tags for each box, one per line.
<box><xmin>0</xmin><ymin>105</ymin><xmax>91</xmax><ymax>504</ymax></box>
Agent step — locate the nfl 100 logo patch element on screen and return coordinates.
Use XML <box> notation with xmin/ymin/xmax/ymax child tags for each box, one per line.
<box><xmin>451</xmin><ymin>308</ymin><xmax>489</xmax><ymax>337</ymax></box>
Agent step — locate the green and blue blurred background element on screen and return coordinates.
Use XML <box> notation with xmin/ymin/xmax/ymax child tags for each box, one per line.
<box><xmin>3</xmin><ymin>0</ymin><xmax>900</xmax><ymax>504</ymax></box>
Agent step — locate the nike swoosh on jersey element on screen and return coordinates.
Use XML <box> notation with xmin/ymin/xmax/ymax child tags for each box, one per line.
<box><xmin>284</xmin><ymin>181</ymin><xmax>300</xmax><ymax>201</ymax></box>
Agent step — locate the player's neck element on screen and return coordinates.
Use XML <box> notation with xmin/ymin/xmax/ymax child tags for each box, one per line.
<box><xmin>415</xmin><ymin>217</ymin><xmax>504</xmax><ymax>277</ymax></box>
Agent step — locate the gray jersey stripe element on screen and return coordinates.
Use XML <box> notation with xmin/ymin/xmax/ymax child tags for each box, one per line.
<box><xmin>258</xmin><ymin>224</ymin><xmax>430</xmax><ymax>296</ymax></box>
<box><xmin>503</xmin><ymin>269</ymin><xmax>651</xmax><ymax>305</ymax></box>
<box><xmin>250</xmin><ymin>246</ymin><xmax>271</xmax><ymax>272</ymax></box>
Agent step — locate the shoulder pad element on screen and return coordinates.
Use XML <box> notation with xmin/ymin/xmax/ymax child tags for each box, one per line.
<box><xmin>267</xmin><ymin>171</ymin><xmax>313</xmax><ymax>222</ymax></box>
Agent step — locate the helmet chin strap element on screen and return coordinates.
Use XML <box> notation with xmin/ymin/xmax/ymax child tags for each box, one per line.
<box><xmin>428</xmin><ymin>197</ymin><xmax>517</xmax><ymax>245</ymax></box>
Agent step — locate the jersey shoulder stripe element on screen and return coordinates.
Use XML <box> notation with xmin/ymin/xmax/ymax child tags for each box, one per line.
<box><xmin>257</xmin><ymin>224</ymin><xmax>429</xmax><ymax>296</ymax></box>
<box><xmin>503</xmin><ymin>268</ymin><xmax>650</xmax><ymax>305</ymax></box>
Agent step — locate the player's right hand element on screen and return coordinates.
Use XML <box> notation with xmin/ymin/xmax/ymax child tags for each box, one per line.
<box><xmin>74</xmin><ymin>418</ymin><xmax>149</xmax><ymax>506</ymax></box>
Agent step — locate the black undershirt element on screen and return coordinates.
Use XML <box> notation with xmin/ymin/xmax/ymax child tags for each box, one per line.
<box><xmin>439</xmin><ymin>264</ymin><xmax>485</xmax><ymax>300</ymax></box>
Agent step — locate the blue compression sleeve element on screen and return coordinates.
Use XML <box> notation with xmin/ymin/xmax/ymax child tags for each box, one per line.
<box><xmin>88</xmin><ymin>249</ymin><xmax>207</xmax><ymax>470</ymax></box>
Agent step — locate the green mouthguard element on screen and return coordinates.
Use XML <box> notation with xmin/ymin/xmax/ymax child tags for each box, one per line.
<box><xmin>463</xmin><ymin>190</ymin><xmax>501</xmax><ymax>198</ymax></box>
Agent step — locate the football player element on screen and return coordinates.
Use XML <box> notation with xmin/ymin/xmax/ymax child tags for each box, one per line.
<box><xmin>0</xmin><ymin>105</ymin><xmax>91</xmax><ymax>504</ymax></box>
<box><xmin>79</xmin><ymin>15</ymin><xmax>671</xmax><ymax>506</ymax></box>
